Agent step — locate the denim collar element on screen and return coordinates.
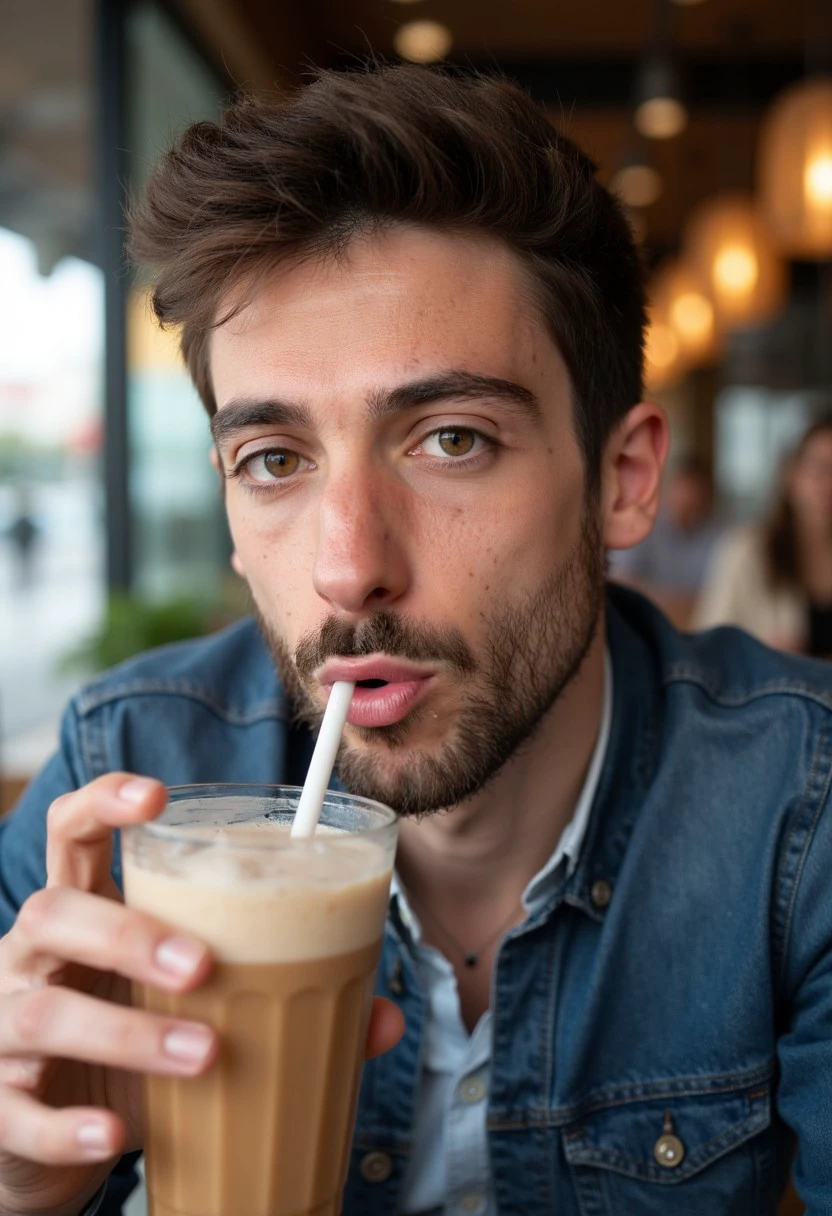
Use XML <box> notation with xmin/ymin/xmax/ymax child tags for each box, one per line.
<box><xmin>557</xmin><ymin>591</ymin><xmax>663</xmax><ymax>924</ymax></box>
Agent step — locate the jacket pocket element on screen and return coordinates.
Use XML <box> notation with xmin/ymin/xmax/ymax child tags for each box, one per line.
<box><xmin>561</xmin><ymin>1082</ymin><xmax>773</xmax><ymax>1216</ymax></box>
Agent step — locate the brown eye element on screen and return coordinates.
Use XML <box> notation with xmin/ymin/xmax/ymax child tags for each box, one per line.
<box><xmin>437</xmin><ymin>428</ymin><xmax>476</xmax><ymax>457</ymax></box>
<box><xmin>262</xmin><ymin>450</ymin><xmax>299</xmax><ymax>478</ymax></box>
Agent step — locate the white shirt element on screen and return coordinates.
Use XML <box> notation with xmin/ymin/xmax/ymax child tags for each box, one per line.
<box><xmin>395</xmin><ymin>652</ymin><xmax>613</xmax><ymax>1216</ymax></box>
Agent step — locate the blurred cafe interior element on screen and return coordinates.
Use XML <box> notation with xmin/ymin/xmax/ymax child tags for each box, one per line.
<box><xmin>1</xmin><ymin>0</ymin><xmax>831</xmax><ymax>825</ymax></box>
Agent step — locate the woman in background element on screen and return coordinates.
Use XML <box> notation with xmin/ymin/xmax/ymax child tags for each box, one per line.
<box><xmin>695</xmin><ymin>416</ymin><xmax>832</xmax><ymax>657</ymax></box>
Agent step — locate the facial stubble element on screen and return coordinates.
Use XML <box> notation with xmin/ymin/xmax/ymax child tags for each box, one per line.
<box><xmin>255</xmin><ymin>509</ymin><xmax>604</xmax><ymax>816</ymax></box>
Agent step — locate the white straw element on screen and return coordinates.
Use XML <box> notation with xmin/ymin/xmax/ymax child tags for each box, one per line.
<box><xmin>291</xmin><ymin>681</ymin><xmax>355</xmax><ymax>838</ymax></box>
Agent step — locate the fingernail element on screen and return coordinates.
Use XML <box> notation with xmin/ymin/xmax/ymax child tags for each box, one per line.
<box><xmin>164</xmin><ymin>1025</ymin><xmax>214</xmax><ymax>1063</ymax></box>
<box><xmin>156</xmin><ymin>936</ymin><xmax>206</xmax><ymax>977</ymax></box>
<box><xmin>118</xmin><ymin>777</ymin><xmax>158</xmax><ymax>805</ymax></box>
<box><xmin>76</xmin><ymin>1121</ymin><xmax>112</xmax><ymax>1159</ymax></box>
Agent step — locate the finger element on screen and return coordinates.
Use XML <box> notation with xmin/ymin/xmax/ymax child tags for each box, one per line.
<box><xmin>365</xmin><ymin>997</ymin><xmax>405</xmax><ymax>1060</ymax></box>
<box><xmin>0</xmin><ymin>1085</ymin><xmax>125</xmax><ymax>1165</ymax></box>
<box><xmin>46</xmin><ymin>773</ymin><xmax>167</xmax><ymax>893</ymax></box>
<box><xmin>11</xmin><ymin>887</ymin><xmax>212</xmax><ymax>992</ymax></box>
<box><xmin>1</xmin><ymin>987</ymin><xmax>218</xmax><ymax>1077</ymax></box>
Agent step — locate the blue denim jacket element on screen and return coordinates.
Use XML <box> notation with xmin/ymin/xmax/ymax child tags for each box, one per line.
<box><xmin>3</xmin><ymin>586</ymin><xmax>832</xmax><ymax>1215</ymax></box>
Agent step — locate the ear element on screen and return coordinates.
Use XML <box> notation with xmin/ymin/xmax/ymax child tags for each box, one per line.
<box><xmin>209</xmin><ymin>447</ymin><xmax>222</xmax><ymax>475</ymax></box>
<box><xmin>231</xmin><ymin>550</ymin><xmax>246</xmax><ymax>578</ymax></box>
<box><xmin>601</xmin><ymin>402</ymin><xmax>670</xmax><ymax>551</ymax></box>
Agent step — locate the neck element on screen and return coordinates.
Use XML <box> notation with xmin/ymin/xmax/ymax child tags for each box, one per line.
<box><xmin>396</xmin><ymin>616</ymin><xmax>607</xmax><ymax>911</ymax></box>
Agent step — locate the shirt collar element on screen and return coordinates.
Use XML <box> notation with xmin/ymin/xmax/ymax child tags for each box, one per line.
<box><xmin>391</xmin><ymin>648</ymin><xmax>613</xmax><ymax>941</ymax></box>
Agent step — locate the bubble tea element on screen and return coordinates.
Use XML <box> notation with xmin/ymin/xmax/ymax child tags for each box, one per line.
<box><xmin>122</xmin><ymin>786</ymin><xmax>398</xmax><ymax>1216</ymax></box>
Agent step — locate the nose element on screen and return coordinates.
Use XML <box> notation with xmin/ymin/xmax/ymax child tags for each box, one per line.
<box><xmin>312</xmin><ymin>468</ymin><xmax>410</xmax><ymax>615</ymax></box>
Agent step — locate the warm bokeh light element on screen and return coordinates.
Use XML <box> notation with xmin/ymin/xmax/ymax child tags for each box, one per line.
<box><xmin>644</xmin><ymin>316</ymin><xmax>684</xmax><ymax>392</ymax></box>
<box><xmin>685</xmin><ymin>195</ymin><xmax>785</xmax><ymax>329</ymax></box>
<box><xmin>646</xmin><ymin>323</ymin><xmax>679</xmax><ymax>369</ymax></box>
<box><xmin>650</xmin><ymin>258</ymin><xmax>719</xmax><ymax>367</ymax></box>
<box><xmin>611</xmin><ymin>163</ymin><xmax>662</xmax><ymax>208</ymax></box>
<box><xmin>671</xmin><ymin>291</ymin><xmax>714</xmax><ymax>346</ymax></box>
<box><xmin>713</xmin><ymin>246</ymin><xmax>758</xmax><ymax>295</ymax></box>
<box><xmin>634</xmin><ymin>97</ymin><xmax>688</xmax><ymax>140</ymax></box>
<box><xmin>805</xmin><ymin>155</ymin><xmax>832</xmax><ymax>206</ymax></box>
<box><xmin>393</xmin><ymin>20</ymin><xmax>453</xmax><ymax>63</ymax></box>
<box><xmin>644</xmin><ymin>262</ymin><xmax>692</xmax><ymax>390</ymax></box>
<box><xmin>759</xmin><ymin>77</ymin><xmax>832</xmax><ymax>257</ymax></box>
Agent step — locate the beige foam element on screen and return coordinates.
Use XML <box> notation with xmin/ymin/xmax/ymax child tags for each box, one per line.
<box><xmin>123</xmin><ymin>826</ymin><xmax>393</xmax><ymax>963</ymax></box>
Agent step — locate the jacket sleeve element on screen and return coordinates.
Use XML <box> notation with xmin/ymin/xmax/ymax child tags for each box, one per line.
<box><xmin>0</xmin><ymin>698</ymin><xmax>142</xmax><ymax>1215</ymax></box>
<box><xmin>0</xmin><ymin>698</ymin><xmax>91</xmax><ymax>936</ymax></box>
<box><xmin>775</xmin><ymin>767</ymin><xmax>832</xmax><ymax>1214</ymax></box>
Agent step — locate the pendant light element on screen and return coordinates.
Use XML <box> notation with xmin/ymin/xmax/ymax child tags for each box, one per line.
<box><xmin>758</xmin><ymin>78</ymin><xmax>832</xmax><ymax>258</ymax></box>
<box><xmin>611</xmin><ymin>142</ymin><xmax>663</xmax><ymax>208</ymax></box>
<box><xmin>644</xmin><ymin>278</ymin><xmax>687</xmax><ymax>392</ymax></box>
<box><xmin>634</xmin><ymin>57</ymin><xmax>688</xmax><ymax>140</ymax></box>
<box><xmin>633</xmin><ymin>0</ymin><xmax>688</xmax><ymax>141</ymax></box>
<box><xmin>650</xmin><ymin>259</ymin><xmax>720</xmax><ymax>364</ymax></box>
<box><xmin>684</xmin><ymin>194</ymin><xmax>786</xmax><ymax>328</ymax></box>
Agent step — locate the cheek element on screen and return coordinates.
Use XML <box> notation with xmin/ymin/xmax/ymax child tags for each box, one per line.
<box><xmin>227</xmin><ymin>500</ymin><xmax>317</xmax><ymax>611</ymax></box>
<box><xmin>412</xmin><ymin>476</ymin><xmax>582</xmax><ymax>617</ymax></box>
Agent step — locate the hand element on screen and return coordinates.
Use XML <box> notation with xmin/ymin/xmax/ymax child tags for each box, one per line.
<box><xmin>0</xmin><ymin>775</ymin><xmax>404</xmax><ymax>1216</ymax></box>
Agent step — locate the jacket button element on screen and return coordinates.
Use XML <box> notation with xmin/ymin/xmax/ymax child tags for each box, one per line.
<box><xmin>458</xmin><ymin>1074</ymin><xmax>487</xmax><ymax>1104</ymax></box>
<box><xmin>590</xmin><ymin>879</ymin><xmax>613</xmax><ymax>910</ymax></box>
<box><xmin>654</xmin><ymin>1133</ymin><xmax>685</xmax><ymax>1168</ymax></box>
<box><xmin>360</xmin><ymin>1151</ymin><xmax>393</xmax><ymax>1183</ymax></box>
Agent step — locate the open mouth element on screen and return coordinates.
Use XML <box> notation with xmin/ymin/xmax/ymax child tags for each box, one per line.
<box><xmin>333</xmin><ymin>675</ymin><xmax>433</xmax><ymax>728</ymax></box>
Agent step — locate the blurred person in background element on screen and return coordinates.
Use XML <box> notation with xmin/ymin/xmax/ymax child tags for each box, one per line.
<box><xmin>610</xmin><ymin>454</ymin><xmax>722</xmax><ymax>628</ymax></box>
<box><xmin>696</xmin><ymin>416</ymin><xmax>832</xmax><ymax>656</ymax></box>
<box><xmin>5</xmin><ymin>486</ymin><xmax>40</xmax><ymax>590</ymax></box>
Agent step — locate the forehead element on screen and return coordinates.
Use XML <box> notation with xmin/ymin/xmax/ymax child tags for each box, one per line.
<box><xmin>209</xmin><ymin>226</ymin><xmax>569</xmax><ymax>411</ymax></box>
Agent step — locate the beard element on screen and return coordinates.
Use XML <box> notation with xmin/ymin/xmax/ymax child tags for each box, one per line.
<box><xmin>254</xmin><ymin>506</ymin><xmax>605</xmax><ymax>816</ymax></box>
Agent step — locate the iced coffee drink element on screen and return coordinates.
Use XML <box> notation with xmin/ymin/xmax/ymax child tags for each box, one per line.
<box><xmin>122</xmin><ymin>785</ymin><xmax>398</xmax><ymax>1216</ymax></box>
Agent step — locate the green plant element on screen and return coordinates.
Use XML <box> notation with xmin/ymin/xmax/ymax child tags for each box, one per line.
<box><xmin>60</xmin><ymin>594</ymin><xmax>217</xmax><ymax>673</ymax></box>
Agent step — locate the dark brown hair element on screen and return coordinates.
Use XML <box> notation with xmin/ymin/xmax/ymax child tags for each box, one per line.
<box><xmin>128</xmin><ymin>63</ymin><xmax>646</xmax><ymax>487</ymax></box>
<box><xmin>764</xmin><ymin>416</ymin><xmax>832</xmax><ymax>589</ymax></box>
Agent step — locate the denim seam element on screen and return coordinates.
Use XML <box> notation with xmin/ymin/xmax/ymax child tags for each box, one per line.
<box><xmin>562</xmin><ymin>1108</ymin><xmax>767</xmax><ymax>1181</ymax></box>
<box><xmin>76</xmin><ymin>700</ymin><xmax>106</xmax><ymax>780</ymax></box>
<box><xmin>488</xmin><ymin>1062</ymin><xmax>774</xmax><ymax>1127</ymax></box>
<box><xmin>75</xmin><ymin>682</ymin><xmax>288</xmax><ymax>726</ymax></box>
<box><xmin>772</xmin><ymin>724</ymin><xmax>832</xmax><ymax>991</ymax></box>
<box><xmin>662</xmin><ymin>666</ymin><xmax>832</xmax><ymax>713</ymax></box>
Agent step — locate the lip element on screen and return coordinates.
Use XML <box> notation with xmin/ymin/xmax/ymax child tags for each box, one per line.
<box><xmin>319</xmin><ymin>656</ymin><xmax>436</xmax><ymax>685</ymax></box>
<box><xmin>319</xmin><ymin>655</ymin><xmax>436</xmax><ymax>728</ymax></box>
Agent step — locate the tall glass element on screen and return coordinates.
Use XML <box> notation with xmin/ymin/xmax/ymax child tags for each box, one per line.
<box><xmin>122</xmin><ymin>784</ymin><xmax>398</xmax><ymax>1216</ymax></box>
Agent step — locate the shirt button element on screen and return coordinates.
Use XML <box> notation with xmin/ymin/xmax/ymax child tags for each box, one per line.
<box><xmin>458</xmin><ymin>1074</ymin><xmax>487</xmax><ymax>1104</ymax></box>
<box><xmin>654</xmin><ymin>1133</ymin><xmax>685</xmax><ymax>1168</ymax></box>
<box><xmin>360</xmin><ymin>1151</ymin><xmax>393</xmax><ymax>1183</ymax></box>
<box><xmin>590</xmin><ymin>878</ymin><xmax>613</xmax><ymax>910</ymax></box>
<box><xmin>458</xmin><ymin>1193</ymin><xmax>486</xmax><ymax>1213</ymax></box>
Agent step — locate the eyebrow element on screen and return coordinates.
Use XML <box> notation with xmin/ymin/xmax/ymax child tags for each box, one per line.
<box><xmin>210</xmin><ymin>369</ymin><xmax>541</xmax><ymax>451</ymax></box>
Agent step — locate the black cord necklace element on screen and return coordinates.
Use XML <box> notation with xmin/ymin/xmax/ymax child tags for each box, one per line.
<box><xmin>409</xmin><ymin>896</ymin><xmax>524</xmax><ymax>968</ymax></box>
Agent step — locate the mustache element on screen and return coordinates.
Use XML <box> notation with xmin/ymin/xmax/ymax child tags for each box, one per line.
<box><xmin>295</xmin><ymin>612</ymin><xmax>476</xmax><ymax>682</ymax></box>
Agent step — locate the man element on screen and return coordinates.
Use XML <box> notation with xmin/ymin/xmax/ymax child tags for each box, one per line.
<box><xmin>0</xmin><ymin>65</ymin><xmax>828</xmax><ymax>1216</ymax></box>
<box><xmin>609</xmin><ymin>454</ymin><xmax>723</xmax><ymax>628</ymax></box>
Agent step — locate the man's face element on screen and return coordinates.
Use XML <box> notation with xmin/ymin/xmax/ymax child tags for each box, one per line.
<box><xmin>210</xmin><ymin>227</ymin><xmax>604</xmax><ymax>814</ymax></box>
